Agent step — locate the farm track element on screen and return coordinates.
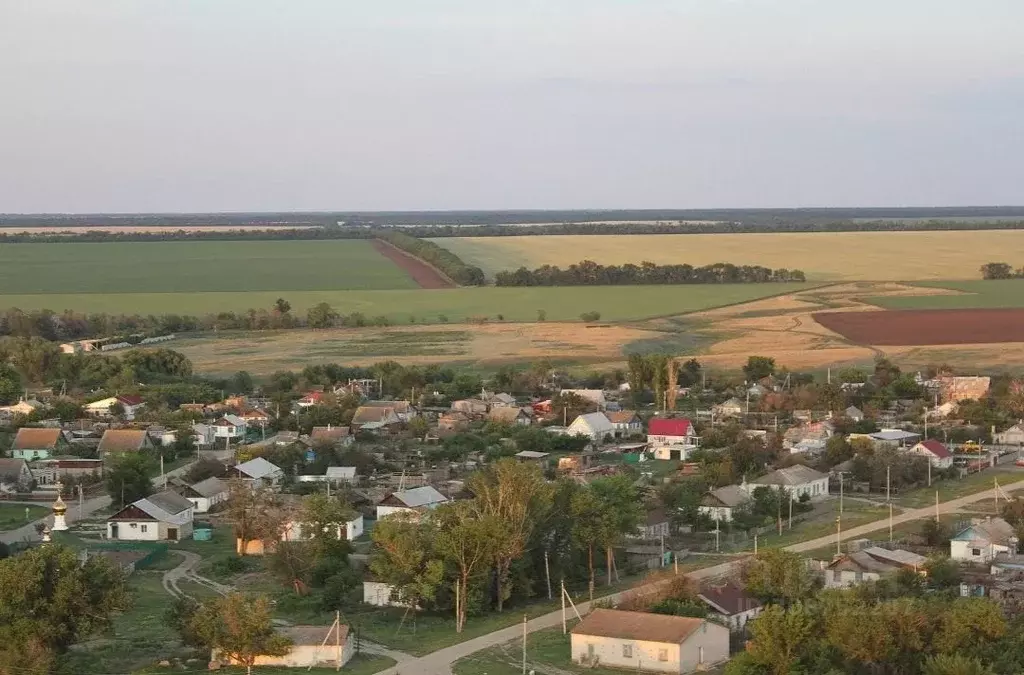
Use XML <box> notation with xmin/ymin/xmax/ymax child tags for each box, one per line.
<box><xmin>371</xmin><ymin>239</ymin><xmax>456</xmax><ymax>289</ymax></box>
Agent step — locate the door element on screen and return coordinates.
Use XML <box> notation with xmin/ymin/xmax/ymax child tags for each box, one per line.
<box><xmin>109</xmin><ymin>523</ymin><xmax>118</xmax><ymax>539</ymax></box>
<box><xmin>167</xmin><ymin>528</ymin><xmax>178</xmax><ymax>541</ymax></box>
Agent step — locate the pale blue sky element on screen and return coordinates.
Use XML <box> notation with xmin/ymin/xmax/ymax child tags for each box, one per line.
<box><xmin>1</xmin><ymin>0</ymin><xmax>1022</xmax><ymax>212</ymax></box>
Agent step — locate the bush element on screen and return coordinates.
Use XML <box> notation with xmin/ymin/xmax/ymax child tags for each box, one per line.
<box><xmin>580</xmin><ymin>311</ymin><xmax>602</xmax><ymax>322</ymax></box>
<box><xmin>211</xmin><ymin>555</ymin><xmax>251</xmax><ymax>577</ymax></box>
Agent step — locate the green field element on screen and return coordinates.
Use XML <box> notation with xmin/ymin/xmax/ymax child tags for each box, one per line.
<box><xmin>0</xmin><ymin>284</ymin><xmax>811</xmax><ymax>321</ymax></box>
<box><xmin>0</xmin><ymin>240</ymin><xmax>416</xmax><ymax>293</ymax></box>
<box><xmin>867</xmin><ymin>280</ymin><xmax>1024</xmax><ymax>310</ymax></box>
<box><xmin>0</xmin><ymin>503</ymin><xmax>48</xmax><ymax>530</ymax></box>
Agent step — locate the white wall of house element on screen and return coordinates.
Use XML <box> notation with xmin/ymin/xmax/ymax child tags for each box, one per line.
<box><xmin>653</xmin><ymin>446</ymin><xmax>696</xmax><ymax>461</ymax></box>
<box><xmin>750</xmin><ymin>478</ymin><xmax>828</xmax><ymax>500</ymax></box>
<box><xmin>363</xmin><ymin>580</ymin><xmax>407</xmax><ymax>607</ymax></box>
<box><xmin>951</xmin><ymin>539</ymin><xmax>1010</xmax><ymax>564</ymax></box>
<box><xmin>107</xmin><ymin>519</ymin><xmax>161</xmax><ymax>541</ymax></box>
<box><xmin>376</xmin><ymin>505</ymin><xmax>414</xmax><ymax>520</ymax></box>
<box><xmin>824</xmin><ymin>569</ymin><xmax>881</xmax><ymax>589</ymax></box>
<box><xmin>572</xmin><ymin>624</ymin><xmax>728</xmax><ymax>674</ymax></box>
<box><xmin>346</xmin><ymin>514</ymin><xmax>364</xmax><ymax>541</ymax></box>
<box><xmin>713</xmin><ymin>607</ymin><xmax>762</xmax><ymax>631</ymax></box>
<box><xmin>187</xmin><ymin>492</ymin><xmax>228</xmax><ymax>514</ymax></box>
<box><xmin>230</xmin><ymin>640</ymin><xmax>353</xmax><ymax>669</ymax></box>
<box><xmin>697</xmin><ymin>505</ymin><xmax>734</xmax><ymax>523</ymax></box>
<box><xmin>647</xmin><ymin>434</ymin><xmax>694</xmax><ymax>447</ymax></box>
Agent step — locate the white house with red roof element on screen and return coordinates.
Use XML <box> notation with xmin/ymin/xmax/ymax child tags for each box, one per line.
<box><xmin>906</xmin><ymin>440</ymin><xmax>954</xmax><ymax>469</ymax></box>
<box><xmin>83</xmin><ymin>394</ymin><xmax>146</xmax><ymax>421</ymax></box>
<box><xmin>647</xmin><ymin>418</ymin><xmax>699</xmax><ymax>459</ymax></box>
<box><xmin>296</xmin><ymin>391</ymin><xmax>326</xmax><ymax>408</ymax></box>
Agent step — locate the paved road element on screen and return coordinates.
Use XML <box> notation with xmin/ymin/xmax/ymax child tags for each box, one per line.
<box><xmin>0</xmin><ymin>460</ymin><xmax>201</xmax><ymax>545</ymax></box>
<box><xmin>375</xmin><ymin>478</ymin><xmax>1024</xmax><ymax>675</ymax></box>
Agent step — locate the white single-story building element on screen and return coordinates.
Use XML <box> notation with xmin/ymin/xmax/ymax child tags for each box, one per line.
<box><xmin>698</xmin><ymin>485</ymin><xmax>752</xmax><ymax>523</ymax></box>
<box><xmin>561</xmin><ymin>389</ymin><xmax>607</xmax><ymax>410</ymax></box>
<box><xmin>363</xmin><ymin>580</ymin><xmax>409</xmax><ymax>607</ymax></box>
<box><xmin>376</xmin><ymin>485</ymin><xmax>449</xmax><ymax>520</ymax></box>
<box><xmin>951</xmin><ymin>517</ymin><xmax>1018</xmax><ymax>564</ymax></box>
<box><xmin>84</xmin><ymin>395</ymin><xmax>145</xmax><ymax>420</ymax></box>
<box><xmin>697</xmin><ymin>583</ymin><xmax>763</xmax><ymax>632</ymax></box>
<box><xmin>216</xmin><ymin>624</ymin><xmax>352</xmax><ymax>670</ymax></box>
<box><xmin>646</xmin><ymin>419</ymin><xmax>698</xmax><ymax>458</ymax></box>
<box><xmin>746</xmin><ymin>465</ymin><xmax>829</xmax><ymax>500</ymax></box>
<box><xmin>214</xmin><ymin>414</ymin><xmax>248</xmax><ymax>440</ymax></box>
<box><xmin>567</xmin><ymin>412</ymin><xmax>616</xmax><ymax>442</ymax></box>
<box><xmin>231</xmin><ymin>457</ymin><xmax>284</xmax><ymax>486</ymax></box>
<box><xmin>106</xmin><ymin>490</ymin><xmax>194</xmax><ymax>541</ymax></box>
<box><xmin>906</xmin><ymin>440</ymin><xmax>954</xmax><ymax>469</ymax></box>
<box><xmin>995</xmin><ymin>424</ymin><xmax>1024</xmax><ymax>446</ymax></box>
<box><xmin>177</xmin><ymin>476</ymin><xmax>229</xmax><ymax>513</ymax></box>
<box><xmin>571</xmin><ymin>608</ymin><xmax>729</xmax><ymax>673</ymax></box>
<box><xmin>824</xmin><ymin>546</ymin><xmax>927</xmax><ymax>589</ymax></box>
<box><xmin>282</xmin><ymin>513</ymin><xmax>365</xmax><ymax>542</ymax></box>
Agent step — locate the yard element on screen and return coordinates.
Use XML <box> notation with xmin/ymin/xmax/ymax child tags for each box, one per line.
<box><xmin>432</xmin><ymin>231</ymin><xmax>1024</xmax><ymax>282</ymax></box>
<box><xmin>0</xmin><ymin>503</ymin><xmax>48</xmax><ymax>531</ymax></box>
<box><xmin>893</xmin><ymin>469</ymin><xmax>1023</xmax><ymax>508</ymax></box>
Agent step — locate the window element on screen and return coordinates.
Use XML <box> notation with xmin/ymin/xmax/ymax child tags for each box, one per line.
<box><xmin>140</xmin><ymin>524</ymin><xmax>148</xmax><ymax>533</ymax></box>
<box><xmin>658</xmin><ymin>649</ymin><xmax>668</xmax><ymax>662</ymax></box>
<box><xmin>972</xmin><ymin>548</ymin><xmax>982</xmax><ymax>556</ymax></box>
<box><xmin>622</xmin><ymin>644</ymin><xmax>632</xmax><ymax>658</ymax></box>
<box><xmin>832</xmin><ymin>570</ymin><xmax>841</xmax><ymax>582</ymax></box>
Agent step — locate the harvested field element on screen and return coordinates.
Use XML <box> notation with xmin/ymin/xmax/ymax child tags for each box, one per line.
<box><xmin>813</xmin><ymin>308</ymin><xmax>1024</xmax><ymax>346</ymax></box>
<box><xmin>0</xmin><ymin>224</ymin><xmax>321</xmax><ymax>234</ymax></box>
<box><xmin>370</xmin><ymin>239</ymin><xmax>455</xmax><ymax>289</ymax></box>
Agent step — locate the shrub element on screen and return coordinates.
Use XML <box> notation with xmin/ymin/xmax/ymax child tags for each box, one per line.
<box><xmin>580</xmin><ymin>311</ymin><xmax>601</xmax><ymax>322</ymax></box>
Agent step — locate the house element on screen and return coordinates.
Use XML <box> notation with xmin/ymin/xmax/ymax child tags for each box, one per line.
<box><xmin>438</xmin><ymin>411</ymin><xmax>471</xmax><ymax>431</ymax></box>
<box><xmin>364</xmin><ymin>400</ymin><xmax>416</xmax><ymax>422</ymax></box>
<box><xmin>951</xmin><ymin>517</ymin><xmax>1018</xmax><ymax>564</ymax></box>
<box><xmin>561</xmin><ymin>389</ymin><xmax>608</xmax><ymax>410</ymax></box>
<box><xmin>10</xmin><ymin>427</ymin><xmax>68</xmax><ymax>460</ymax></box>
<box><xmin>483</xmin><ymin>392</ymin><xmax>517</xmax><ymax>407</ymax></box>
<box><xmin>570</xmin><ymin>608</ymin><xmax>729</xmax><ymax>673</ymax></box>
<box><xmin>176</xmin><ymin>476</ymin><xmax>229</xmax><ymax>513</ymax></box>
<box><xmin>216</xmin><ymin>624</ymin><xmax>352</xmax><ymax>670</ymax></box>
<box><xmin>295</xmin><ymin>391</ymin><xmax>326</xmax><ymax>408</ymax></box>
<box><xmin>647</xmin><ymin>418</ymin><xmax>698</xmax><ymax>459</ymax></box>
<box><xmin>487</xmin><ymin>406</ymin><xmax>533</xmax><ymax>426</ymax></box>
<box><xmin>790</xmin><ymin>439</ymin><xmax>827</xmax><ymax>455</ymax></box>
<box><xmin>515</xmin><ymin>450</ymin><xmax>550</xmax><ymax>463</ymax></box>
<box><xmin>239</xmin><ymin>408</ymin><xmax>271</xmax><ymax>427</ymax></box>
<box><xmin>567</xmin><ymin>412</ymin><xmax>615</xmax><ymax>442</ymax></box>
<box><xmin>0</xmin><ymin>399</ymin><xmax>44</xmax><ymax>417</ymax></box>
<box><xmin>698</xmin><ymin>485</ymin><xmax>752</xmax><ymax>523</ymax></box>
<box><xmin>232</xmin><ymin>457</ymin><xmax>284</xmax><ymax>486</ymax></box>
<box><xmin>906</xmin><ymin>440</ymin><xmax>954</xmax><ymax>469</ymax></box>
<box><xmin>97</xmin><ymin>429</ymin><xmax>154</xmax><ymax>459</ymax></box>
<box><xmin>869</xmin><ymin>429</ymin><xmax>921</xmax><ymax>448</ymax></box>
<box><xmin>281</xmin><ymin>512</ymin><xmax>365</xmax><ymax>543</ymax></box>
<box><xmin>192</xmin><ymin>423</ymin><xmax>216</xmax><ymax>447</ymax></box>
<box><xmin>451</xmin><ymin>398</ymin><xmax>489</xmax><ymax>416</ymax></box>
<box><xmin>84</xmin><ymin>395</ymin><xmax>145</xmax><ymax>420</ymax></box>
<box><xmin>106</xmin><ymin>490</ymin><xmax>194</xmax><ymax>541</ymax></box>
<box><xmin>351</xmin><ymin>406</ymin><xmax>401</xmax><ymax>430</ymax></box>
<box><xmin>637</xmin><ymin>509</ymin><xmax>670</xmax><ymax>540</ymax></box>
<box><xmin>713</xmin><ymin>398</ymin><xmax>744</xmax><ymax>418</ymax></box>
<box><xmin>30</xmin><ymin>457</ymin><xmax>103</xmax><ymax>485</ymax></box>
<box><xmin>0</xmin><ymin>458</ymin><xmax>33</xmax><ymax>493</ymax></box>
<box><xmin>845</xmin><ymin>406</ymin><xmax>865</xmax><ymax>422</ymax></box>
<box><xmin>376</xmin><ymin>485</ymin><xmax>449</xmax><ymax>520</ymax></box>
<box><xmin>995</xmin><ymin>424</ymin><xmax>1024</xmax><ymax>446</ymax></box>
<box><xmin>746</xmin><ymin>465</ymin><xmax>829</xmax><ymax>500</ymax></box>
<box><xmin>782</xmin><ymin>421</ymin><xmax>834</xmax><ymax>448</ymax></box>
<box><xmin>824</xmin><ymin>546</ymin><xmax>927</xmax><ymax>588</ymax></box>
<box><xmin>929</xmin><ymin>401</ymin><xmax>959</xmax><ymax>419</ymax></box>
<box><xmin>697</xmin><ymin>582</ymin><xmax>763</xmax><ymax>631</ymax></box>
<box><xmin>607</xmin><ymin>410</ymin><xmax>642</xmax><ymax>434</ymax></box>
<box><xmin>363</xmin><ymin>580</ymin><xmax>409</xmax><ymax>607</ymax></box>
<box><xmin>310</xmin><ymin>425</ymin><xmax>353</xmax><ymax>447</ymax></box>
<box><xmin>213</xmin><ymin>414</ymin><xmax>247</xmax><ymax>440</ymax></box>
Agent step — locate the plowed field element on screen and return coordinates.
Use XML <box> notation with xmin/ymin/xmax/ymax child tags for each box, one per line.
<box><xmin>371</xmin><ymin>239</ymin><xmax>455</xmax><ymax>289</ymax></box>
<box><xmin>814</xmin><ymin>309</ymin><xmax>1024</xmax><ymax>346</ymax></box>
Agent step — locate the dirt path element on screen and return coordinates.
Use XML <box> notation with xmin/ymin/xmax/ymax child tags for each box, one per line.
<box><xmin>371</xmin><ymin>477</ymin><xmax>1024</xmax><ymax>675</ymax></box>
<box><xmin>372</xmin><ymin>239</ymin><xmax>456</xmax><ymax>289</ymax></box>
<box><xmin>162</xmin><ymin>550</ymin><xmax>232</xmax><ymax>599</ymax></box>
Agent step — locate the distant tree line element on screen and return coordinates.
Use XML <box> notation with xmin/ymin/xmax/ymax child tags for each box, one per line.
<box><xmin>494</xmin><ymin>260</ymin><xmax>806</xmax><ymax>286</ymax></box>
<box><xmin>374</xmin><ymin>231</ymin><xmax>485</xmax><ymax>286</ymax></box>
<box><xmin>981</xmin><ymin>262</ymin><xmax>1024</xmax><ymax>279</ymax></box>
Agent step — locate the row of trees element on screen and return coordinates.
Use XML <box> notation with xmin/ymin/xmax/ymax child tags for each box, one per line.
<box><xmin>374</xmin><ymin>232</ymin><xmax>486</xmax><ymax>286</ymax></box>
<box><xmin>494</xmin><ymin>260</ymin><xmax>806</xmax><ymax>286</ymax></box>
<box><xmin>371</xmin><ymin>461</ymin><xmax>644</xmax><ymax>632</ymax></box>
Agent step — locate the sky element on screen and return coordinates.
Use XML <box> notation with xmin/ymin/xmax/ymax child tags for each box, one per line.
<box><xmin>2</xmin><ymin>0</ymin><xmax>1023</xmax><ymax>213</ymax></box>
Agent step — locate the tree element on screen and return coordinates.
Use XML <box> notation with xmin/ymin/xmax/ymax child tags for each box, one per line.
<box><xmin>742</xmin><ymin>549</ymin><xmax>816</xmax><ymax>606</ymax></box>
<box><xmin>569</xmin><ymin>485</ymin><xmax>611</xmax><ymax>597</ymax></box>
<box><xmin>922</xmin><ymin>654</ymin><xmax>994</xmax><ymax>675</ymax></box>
<box><xmin>297</xmin><ymin>492</ymin><xmax>355</xmax><ymax>558</ymax></box>
<box><xmin>229</xmin><ymin>370</ymin><xmax>254</xmax><ymax>394</ymax></box>
<box><xmin>921</xmin><ymin>520</ymin><xmax>952</xmax><ymax>547</ymax></box>
<box><xmin>434</xmin><ymin>502</ymin><xmax>498</xmax><ymax>632</ymax></box>
<box><xmin>226</xmin><ymin>479</ymin><xmax>285</xmax><ymax>555</ymax></box>
<box><xmin>981</xmin><ymin>262</ymin><xmax>1014</xmax><ymax>280</ymax></box>
<box><xmin>189</xmin><ymin>593</ymin><xmax>292</xmax><ymax>675</ymax></box>
<box><xmin>185</xmin><ymin>457</ymin><xmax>226</xmax><ymax>484</ymax></box>
<box><xmin>273</xmin><ymin>298</ymin><xmax>291</xmax><ymax>315</ymax></box>
<box><xmin>590</xmin><ymin>475</ymin><xmax>644</xmax><ymax>586</ymax></box>
<box><xmin>743</xmin><ymin>356</ymin><xmax>776</xmax><ymax>382</ymax></box>
<box><xmin>307</xmin><ymin>302</ymin><xmax>338</xmax><ymax>329</ymax></box>
<box><xmin>932</xmin><ymin>597</ymin><xmax>1006</xmax><ymax>656</ymax></box>
<box><xmin>370</xmin><ymin>513</ymin><xmax>445</xmax><ymax>625</ymax></box>
<box><xmin>746</xmin><ymin>603</ymin><xmax>816</xmax><ymax>675</ymax></box>
<box><xmin>105</xmin><ymin>454</ymin><xmax>153</xmax><ymax>507</ymax></box>
<box><xmin>468</xmin><ymin>459</ymin><xmax>552</xmax><ymax>611</ymax></box>
<box><xmin>0</xmin><ymin>544</ymin><xmax>128</xmax><ymax>671</ymax></box>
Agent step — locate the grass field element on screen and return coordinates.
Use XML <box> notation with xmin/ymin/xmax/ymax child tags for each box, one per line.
<box><xmin>0</xmin><ymin>240</ymin><xmax>417</xmax><ymax>293</ymax></box>
<box><xmin>0</xmin><ymin>503</ymin><xmax>48</xmax><ymax>530</ymax></box>
<box><xmin>867</xmin><ymin>280</ymin><xmax>1024</xmax><ymax>310</ymax></box>
<box><xmin>0</xmin><ymin>283</ymin><xmax>810</xmax><ymax>320</ymax></box>
<box><xmin>432</xmin><ymin>231</ymin><xmax>1024</xmax><ymax>282</ymax></box>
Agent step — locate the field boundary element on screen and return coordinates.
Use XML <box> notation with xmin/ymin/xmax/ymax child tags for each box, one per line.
<box><xmin>371</xmin><ymin>239</ymin><xmax>456</xmax><ymax>289</ymax></box>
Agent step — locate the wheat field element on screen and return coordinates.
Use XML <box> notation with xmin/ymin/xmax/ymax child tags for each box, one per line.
<box><xmin>432</xmin><ymin>230</ymin><xmax>1024</xmax><ymax>281</ymax></box>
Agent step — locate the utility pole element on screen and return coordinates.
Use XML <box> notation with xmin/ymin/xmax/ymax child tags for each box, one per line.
<box><xmin>935</xmin><ymin>490</ymin><xmax>940</xmax><ymax>522</ymax></box>
<box><xmin>544</xmin><ymin>551</ymin><xmax>552</xmax><ymax>600</ymax></box>
<box><xmin>886</xmin><ymin>465</ymin><xmax>891</xmax><ymax>503</ymax></box>
<box><xmin>889</xmin><ymin>502</ymin><xmax>893</xmax><ymax>542</ymax></box>
<box><xmin>927</xmin><ymin>458</ymin><xmax>931</xmax><ymax>487</ymax></box>
<box><xmin>788</xmin><ymin>491</ymin><xmax>793</xmax><ymax>530</ymax></box>
<box><xmin>836</xmin><ymin>516</ymin><xmax>842</xmax><ymax>556</ymax></box>
<box><xmin>561</xmin><ymin>579</ymin><xmax>566</xmax><ymax>634</ymax></box>
<box><xmin>837</xmin><ymin>471</ymin><xmax>845</xmax><ymax>515</ymax></box>
<box><xmin>522</xmin><ymin>615</ymin><xmax>527</xmax><ymax>675</ymax></box>
<box><xmin>754</xmin><ymin>534</ymin><xmax>758</xmax><ymax>555</ymax></box>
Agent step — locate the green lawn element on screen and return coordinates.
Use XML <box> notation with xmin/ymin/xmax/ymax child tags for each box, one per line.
<box><xmin>737</xmin><ymin>499</ymin><xmax>896</xmax><ymax>552</ymax></box>
<box><xmin>0</xmin><ymin>283</ymin><xmax>813</xmax><ymax>321</ymax></box>
<box><xmin>866</xmin><ymin>280</ymin><xmax>1024</xmax><ymax>310</ymax></box>
<box><xmin>893</xmin><ymin>469</ymin><xmax>1022</xmax><ymax>508</ymax></box>
<box><xmin>151</xmin><ymin>654</ymin><xmax>395</xmax><ymax>675</ymax></box>
<box><xmin>0</xmin><ymin>239</ymin><xmax>417</xmax><ymax>294</ymax></box>
<box><xmin>0</xmin><ymin>503</ymin><xmax>48</xmax><ymax>530</ymax></box>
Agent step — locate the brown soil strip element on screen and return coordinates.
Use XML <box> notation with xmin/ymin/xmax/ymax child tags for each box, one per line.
<box><xmin>371</xmin><ymin>239</ymin><xmax>456</xmax><ymax>289</ymax></box>
<box><xmin>814</xmin><ymin>308</ymin><xmax>1024</xmax><ymax>346</ymax></box>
